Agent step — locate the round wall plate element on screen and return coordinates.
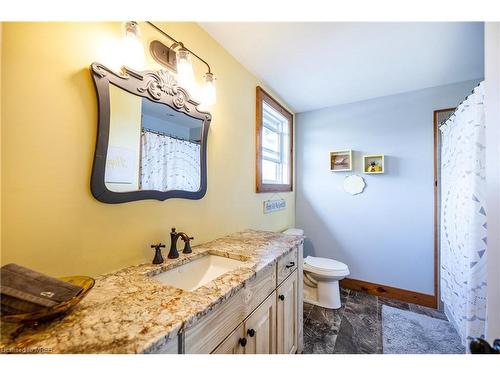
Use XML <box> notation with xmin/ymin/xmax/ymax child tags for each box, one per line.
<box><xmin>343</xmin><ymin>175</ymin><xmax>366</xmax><ymax>195</ymax></box>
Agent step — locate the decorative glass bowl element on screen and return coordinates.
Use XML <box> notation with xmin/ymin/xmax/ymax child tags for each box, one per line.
<box><xmin>1</xmin><ymin>276</ymin><xmax>95</xmax><ymax>325</ymax></box>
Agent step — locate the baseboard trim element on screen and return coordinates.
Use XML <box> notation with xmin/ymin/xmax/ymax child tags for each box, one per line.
<box><xmin>340</xmin><ymin>278</ymin><xmax>437</xmax><ymax>308</ymax></box>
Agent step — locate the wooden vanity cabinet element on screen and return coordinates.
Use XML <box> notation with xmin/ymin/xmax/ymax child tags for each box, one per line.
<box><xmin>152</xmin><ymin>336</ymin><xmax>179</xmax><ymax>354</ymax></box>
<box><xmin>212</xmin><ymin>323</ymin><xmax>245</xmax><ymax>354</ymax></box>
<box><xmin>180</xmin><ymin>244</ymin><xmax>302</xmax><ymax>355</ymax></box>
<box><xmin>213</xmin><ymin>292</ymin><xmax>277</xmax><ymax>354</ymax></box>
<box><xmin>183</xmin><ymin>262</ymin><xmax>276</xmax><ymax>354</ymax></box>
<box><xmin>277</xmin><ymin>247</ymin><xmax>298</xmax><ymax>284</ymax></box>
<box><xmin>276</xmin><ymin>269</ymin><xmax>298</xmax><ymax>354</ymax></box>
<box><xmin>241</xmin><ymin>291</ymin><xmax>276</xmax><ymax>354</ymax></box>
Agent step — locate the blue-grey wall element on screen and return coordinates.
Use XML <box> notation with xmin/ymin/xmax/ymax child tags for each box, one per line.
<box><xmin>296</xmin><ymin>79</ymin><xmax>482</xmax><ymax>295</ymax></box>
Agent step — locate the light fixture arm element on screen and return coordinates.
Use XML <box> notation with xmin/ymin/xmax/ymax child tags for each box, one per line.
<box><xmin>146</xmin><ymin>21</ymin><xmax>212</xmax><ymax>74</ymax></box>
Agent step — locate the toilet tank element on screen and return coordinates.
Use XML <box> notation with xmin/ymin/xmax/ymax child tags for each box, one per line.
<box><xmin>283</xmin><ymin>228</ymin><xmax>304</xmax><ymax>236</ymax></box>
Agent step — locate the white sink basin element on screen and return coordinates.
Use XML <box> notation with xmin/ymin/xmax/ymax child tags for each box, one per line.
<box><xmin>152</xmin><ymin>254</ymin><xmax>245</xmax><ymax>291</ymax></box>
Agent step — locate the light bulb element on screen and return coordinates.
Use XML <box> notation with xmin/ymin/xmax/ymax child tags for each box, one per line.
<box><xmin>121</xmin><ymin>21</ymin><xmax>145</xmax><ymax>71</ymax></box>
<box><xmin>202</xmin><ymin>72</ymin><xmax>216</xmax><ymax>107</ymax></box>
<box><xmin>176</xmin><ymin>47</ymin><xmax>198</xmax><ymax>98</ymax></box>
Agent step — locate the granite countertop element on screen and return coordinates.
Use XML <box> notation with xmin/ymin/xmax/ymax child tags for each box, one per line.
<box><xmin>0</xmin><ymin>230</ymin><xmax>304</xmax><ymax>354</ymax></box>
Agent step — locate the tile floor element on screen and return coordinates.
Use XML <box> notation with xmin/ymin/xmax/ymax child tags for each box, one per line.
<box><xmin>303</xmin><ymin>288</ymin><xmax>447</xmax><ymax>354</ymax></box>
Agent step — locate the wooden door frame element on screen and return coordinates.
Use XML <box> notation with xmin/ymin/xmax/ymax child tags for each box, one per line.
<box><xmin>433</xmin><ymin>108</ymin><xmax>456</xmax><ymax>310</ymax></box>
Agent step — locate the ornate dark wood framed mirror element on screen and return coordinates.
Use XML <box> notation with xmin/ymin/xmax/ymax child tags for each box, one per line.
<box><xmin>90</xmin><ymin>63</ymin><xmax>211</xmax><ymax>203</ymax></box>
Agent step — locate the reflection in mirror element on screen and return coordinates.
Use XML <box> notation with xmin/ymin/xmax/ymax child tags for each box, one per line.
<box><xmin>105</xmin><ymin>84</ymin><xmax>203</xmax><ymax>193</ymax></box>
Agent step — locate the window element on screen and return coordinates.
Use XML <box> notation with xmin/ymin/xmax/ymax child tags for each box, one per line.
<box><xmin>256</xmin><ymin>86</ymin><xmax>293</xmax><ymax>192</ymax></box>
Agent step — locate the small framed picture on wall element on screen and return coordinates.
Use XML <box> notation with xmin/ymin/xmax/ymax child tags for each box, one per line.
<box><xmin>363</xmin><ymin>154</ymin><xmax>385</xmax><ymax>174</ymax></box>
<box><xmin>330</xmin><ymin>150</ymin><xmax>352</xmax><ymax>172</ymax></box>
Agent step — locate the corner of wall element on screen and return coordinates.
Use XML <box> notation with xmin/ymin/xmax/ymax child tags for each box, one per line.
<box><xmin>484</xmin><ymin>22</ymin><xmax>500</xmax><ymax>343</ymax></box>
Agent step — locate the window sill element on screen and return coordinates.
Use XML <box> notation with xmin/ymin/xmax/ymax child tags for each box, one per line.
<box><xmin>256</xmin><ymin>183</ymin><xmax>293</xmax><ymax>193</ymax></box>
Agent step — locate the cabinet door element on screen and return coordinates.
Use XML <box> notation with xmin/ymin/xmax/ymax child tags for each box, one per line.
<box><xmin>244</xmin><ymin>292</ymin><xmax>276</xmax><ymax>354</ymax></box>
<box><xmin>212</xmin><ymin>323</ymin><xmax>245</xmax><ymax>354</ymax></box>
<box><xmin>276</xmin><ymin>270</ymin><xmax>298</xmax><ymax>354</ymax></box>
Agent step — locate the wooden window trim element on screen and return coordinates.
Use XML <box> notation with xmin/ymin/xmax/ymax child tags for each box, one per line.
<box><xmin>256</xmin><ymin>86</ymin><xmax>293</xmax><ymax>193</ymax></box>
<box><xmin>433</xmin><ymin>107</ymin><xmax>456</xmax><ymax>309</ymax></box>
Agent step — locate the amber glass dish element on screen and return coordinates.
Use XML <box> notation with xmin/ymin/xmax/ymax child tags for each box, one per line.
<box><xmin>1</xmin><ymin>276</ymin><xmax>95</xmax><ymax>325</ymax></box>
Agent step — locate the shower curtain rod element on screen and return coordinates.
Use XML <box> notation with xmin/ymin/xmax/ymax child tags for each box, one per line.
<box><xmin>441</xmin><ymin>81</ymin><xmax>483</xmax><ymax>126</ymax></box>
<box><xmin>141</xmin><ymin>128</ymin><xmax>201</xmax><ymax>144</ymax></box>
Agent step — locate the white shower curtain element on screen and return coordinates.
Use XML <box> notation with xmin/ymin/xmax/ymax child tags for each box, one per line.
<box><xmin>440</xmin><ymin>82</ymin><xmax>487</xmax><ymax>347</ymax></box>
<box><xmin>140</xmin><ymin>131</ymin><xmax>201</xmax><ymax>192</ymax></box>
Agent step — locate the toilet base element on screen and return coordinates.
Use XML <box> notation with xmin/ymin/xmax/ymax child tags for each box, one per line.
<box><xmin>303</xmin><ymin>279</ymin><xmax>342</xmax><ymax>309</ymax></box>
<box><xmin>304</xmin><ymin>297</ymin><xmax>341</xmax><ymax>310</ymax></box>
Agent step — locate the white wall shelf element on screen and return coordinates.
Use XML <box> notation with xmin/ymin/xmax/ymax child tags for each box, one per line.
<box><xmin>363</xmin><ymin>154</ymin><xmax>385</xmax><ymax>174</ymax></box>
<box><xmin>330</xmin><ymin>150</ymin><xmax>352</xmax><ymax>172</ymax></box>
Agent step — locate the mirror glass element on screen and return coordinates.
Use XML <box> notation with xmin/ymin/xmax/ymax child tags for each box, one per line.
<box><xmin>105</xmin><ymin>84</ymin><xmax>203</xmax><ymax>193</ymax></box>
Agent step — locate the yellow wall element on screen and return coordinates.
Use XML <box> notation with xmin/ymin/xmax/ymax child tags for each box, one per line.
<box><xmin>1</xmin><ymin>22</ymin><xmax>295</xmax><ymax>277</ymax></box>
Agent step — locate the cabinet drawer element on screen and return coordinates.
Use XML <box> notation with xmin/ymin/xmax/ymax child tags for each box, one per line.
<box><xmin>277</xmin><ymin>247</ymin><xmax>298</xmax><ymax>285</ymax></box>
<box><xmin>184</xmin><ymin>263</ymin><xmax>276</xmax><ymax>353</ymax></box>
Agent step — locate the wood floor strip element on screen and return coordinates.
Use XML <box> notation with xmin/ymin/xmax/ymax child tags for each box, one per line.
<box><xmin>340</xmin><ymin>278</ymin><xmax>437</xmax><ymax>308</ymax></box>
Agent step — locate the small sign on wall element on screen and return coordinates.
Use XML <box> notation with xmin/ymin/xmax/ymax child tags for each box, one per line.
<box><xmin>263</xmin><ymin>199</ymin><xmax>286</xmax><ymax>214</ymax></box>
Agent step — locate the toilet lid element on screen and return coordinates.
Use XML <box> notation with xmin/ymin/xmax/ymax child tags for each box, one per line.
<box><xmin>304</xmin><ymin>256</ymin><xmax>348</xmax><ymax>272</ymax></box>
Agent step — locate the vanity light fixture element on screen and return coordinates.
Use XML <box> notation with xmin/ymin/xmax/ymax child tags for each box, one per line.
<box><xmin>146</xmin><ymin>21</ymin><xmax>217</xmax><ymax>106</ymax></box>
<box><xmin>202</xmin><ymin>72</ymin><xmax>216</xmax><ymax>107</ymax></box>
<box><xmin>175</xmin><ymin>45</ymin><xmax>198</xmax><ymax>99</ymax></box>
<box><xmin>121</xmin><ymin>21</ymin><xmax>145</xmax><ymax>70</ymax></box>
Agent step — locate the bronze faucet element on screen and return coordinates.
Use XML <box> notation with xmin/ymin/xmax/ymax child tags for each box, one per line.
<box><xmin>168</xmin><ymin>228</ymin><xmax>194</xmax><ymax>259</ymax></box>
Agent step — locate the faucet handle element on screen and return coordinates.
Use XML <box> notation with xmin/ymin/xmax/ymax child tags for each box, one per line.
<box><xmin>151</xmin><ymin>243</ymin><xmax>166</xmax><ymax>249</ymax></box>
<box><xmin>182</xmin><ymin>236</ymin><xmax>193</xmax><ymax>254</ymax></box>
<box><xmin>151</xmin><ymin>243</ymin><xmax>165</xmax><ymax>264</ymax></box>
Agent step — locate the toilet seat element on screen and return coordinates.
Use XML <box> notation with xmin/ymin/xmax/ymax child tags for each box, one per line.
<box><xmin>304</xmin><ymin>256</ymin><xmax>349</xmax><ymax>277</ymax></box>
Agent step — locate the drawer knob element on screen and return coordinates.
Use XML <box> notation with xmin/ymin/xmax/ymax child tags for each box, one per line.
<box><xmin>239</xmin><ymin>337</ymin><xmax>247</xmax><ymax>347</ymax></box>
<box><xmin>247</xmin><ymin>328</ymin><xmax>255</xmax><ymax>337</ymax></box>
<box><xmin>279</xmin><ymin>294</ymin><xmax>285</xmax><ymax>301</ymax></box>
<box><xmin>285</xmin><ymin>261</ymin><xmax>295</xmax><ymax>269</ymax></box>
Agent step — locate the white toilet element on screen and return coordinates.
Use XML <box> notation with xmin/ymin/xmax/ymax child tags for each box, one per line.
<box><xmin>283</xmin><ymin>228</ymin><xmax>350</xmax><ymax>310</ymax></box>
<box><xmin>303</xmin><ymin>256</ymin><xmax>349</xmax><ymax>309</ymax></box>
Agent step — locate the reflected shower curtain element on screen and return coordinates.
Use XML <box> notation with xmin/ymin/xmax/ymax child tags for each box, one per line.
<box><xmin>440</xmin><ymin>82</ymin><xmax>487</xmax><ymax>347</ymax></box>
<box><xmin>140</xmin><ymin>131</ymin><xmax>201</xmax><ymax>192</ymax></box>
